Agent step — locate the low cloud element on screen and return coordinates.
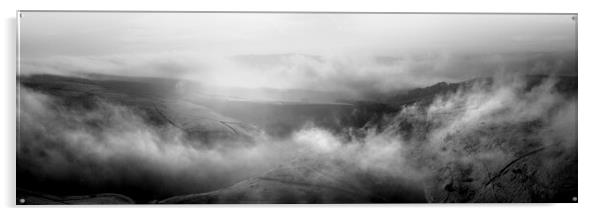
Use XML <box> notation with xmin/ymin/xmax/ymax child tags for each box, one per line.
<box><xmin>20</xmin><ymin>51</ymin><xmax>576</xmax><ymax>100</ymax></box>
<box><xmin>17</xmin><ymin>87</ymin><xmax>296</xmax><ymax>200</ymax></box>
<box><xmin>17</xmin><ymin>71</ymin><xmax>577</xmax><ymax>202</ymax></box>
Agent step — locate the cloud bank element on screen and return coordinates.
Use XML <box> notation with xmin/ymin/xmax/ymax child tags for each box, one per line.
<box><xmin>20</xmin><ymin>51</ymin><xmax>576</xmax><ymax>100</ymax></box>
<box><xmin>17</xmin><ymin>72</ymin><xmax>577</xmax><ymax>202</ymax></box>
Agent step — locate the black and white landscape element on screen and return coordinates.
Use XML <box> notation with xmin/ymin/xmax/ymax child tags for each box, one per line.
<box><xmin>17</xmin><ymin>12</ymin><xmax>577</xmax><ymax>204</ymax></box>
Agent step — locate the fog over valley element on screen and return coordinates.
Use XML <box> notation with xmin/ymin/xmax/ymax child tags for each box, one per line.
<box><xmin>17</xmin><ymin>12</ymin><xmax>577</xmax><ymax>204</ymax></box>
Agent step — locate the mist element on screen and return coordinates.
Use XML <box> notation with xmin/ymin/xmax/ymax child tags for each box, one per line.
<box><xmin>17</xmin><ymin>12</ymin><xmax>577</xmax><ymax>203</ymax></box>
<box><xmin>17</xmin><ymin>72</ymin><xmax>576</xmax><ymax>202</ymax></box>
<box><xmin>20</xmin><ymin>51</ymin><xmax>576</xmax><ymax>101</ymax></box>
<box><xmin>18</xmin><ymin>87</ymin><xmax>296</xmax><ymax>200</ymax></box>
<box><xmin>19</xmin><ymin>12</ymin><xmax>576</xmax><ymax>100</ymax></box>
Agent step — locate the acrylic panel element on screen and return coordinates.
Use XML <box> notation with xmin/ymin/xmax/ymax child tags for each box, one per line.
<box><xmin>16</xmin><ymin>11</ymin><xmax>578</xmax><ymax>204</ymax></box>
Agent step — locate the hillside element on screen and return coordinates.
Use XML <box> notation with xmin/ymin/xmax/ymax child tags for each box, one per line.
<box><xmin>17</xmin><ymin>74</ymin><xmax>577</xmax><ymax>204</ymax></box>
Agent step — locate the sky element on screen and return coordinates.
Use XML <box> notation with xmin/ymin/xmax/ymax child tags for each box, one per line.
<box><xmin>18</xmin><ymin>12</ymin><xmax>578</xmax><ymax>93</ymax></box>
